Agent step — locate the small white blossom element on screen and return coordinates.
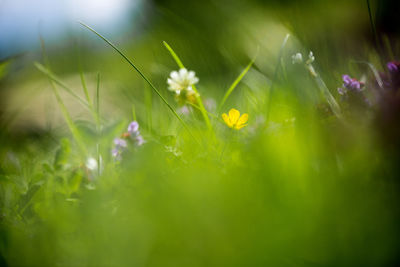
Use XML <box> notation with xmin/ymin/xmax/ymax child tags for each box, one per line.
<box><xmin>306</xmin><ymin>51</ymin><xmax>315</xmax><ymax>64</ymax></box>
<box><xmin>292</xmin><ymin>53</ymin><xmax>303</xmax><ymax>64</ymax></box>
<box><xmin>86</xmin><ymin>157</ymin><xmax>98</xmax><ymax>171</ymax></box>
<box><xmin>167</xmin><ymin>68</ymin><xmax>199</xmax><ymax>94</ymax></box>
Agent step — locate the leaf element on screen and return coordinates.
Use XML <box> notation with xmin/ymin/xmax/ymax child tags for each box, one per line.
<box><xmin>54</xmin><ymin>138</ymin><xmax>71</xmax><ymax>170</ymax></box>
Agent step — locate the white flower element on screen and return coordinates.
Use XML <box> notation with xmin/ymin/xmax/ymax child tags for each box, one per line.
<box><xmin>167</xmin><ymin>68</ymin><xmax>199</xmax><ymax>94</ymax></box>
<box><xmin>306</xmin><ymin>51</ymin><xmax>315</xmax><ymax>64</ymax></box>
<box><xmin>292</xmin><ymin>53</ymin><xmax>303</xmax><ymax>64</ymax></box>
<box><xmin>86</xmin><ymin>157</ymin><xmax>98</xmax><ymax>171</ymax></box>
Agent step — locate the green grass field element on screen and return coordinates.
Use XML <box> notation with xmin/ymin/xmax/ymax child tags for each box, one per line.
<box><xmin>1</xmin><ymin>0</ymin><xmax>400</xmax><ymax>266</ymax></box>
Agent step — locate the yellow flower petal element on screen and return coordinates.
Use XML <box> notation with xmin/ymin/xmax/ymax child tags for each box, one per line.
<box><xmin>222</xmin><ymin>113</ymin><xmax>233</xmax><ymax>128</ymax></box>
<box><xmin>228</xmin><ymin>108</ymin><xmax>240</xmax><ymax>124</ymax></box>
<box><xmin>236</xmin><ymin>113</ymin><xmax>248</xmax><ymax>127</ymax></box>
<box><xmin>235</xmin><ymin>123</ymin><xmax>247</xmax><ymax>130</ymax></box>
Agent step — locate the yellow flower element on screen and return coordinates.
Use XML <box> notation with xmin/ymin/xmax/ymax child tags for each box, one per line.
<box><xmin>222</xmin><ymin>108</ymin><xmax>248</xmax><ymax>130</ymax></box>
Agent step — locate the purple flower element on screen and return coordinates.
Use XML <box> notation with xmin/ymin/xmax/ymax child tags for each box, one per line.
<box><xmin>338</xmin><ymin>74</ymin><xmax>365</xmax><ymax>96</ymax></box>
<box><xmin>338</xmin><ymin>74</ymin><xmax>370</xmax><ymax>107</ymax></box>
<box><xmin>111</xmin><ymin>148</ymin><xmax>122</xmax><ymax>161</ymax></box>
<box><xmin>135</xmin><ymin>135</ymin><xmax>145</xmax><ymax>146</ymax></box>
<box><xmin>178</xmin><ymin>105</ymin><xmax>190</xmax><ymax>115</ymax></box>
<box><xmin>114</xmin><ymin>138</ymin><xmax>127</xmax><ymax>148</ymax></box>
<box><xmin>112</xmin><ymin>148</ymin><xmax>119</xmax><ymax>157</ymax></box>
<box><xmin>342</xmin><ymin>75</ymin><xmax>364</xmax><ymax>92</ymax></box>
<box><xmin>387</xmin><ymin>61</ymin><xmax>399</xmax><ymax>73</ymax></box>
<box><xmin>111</xmin><ymin>121</ymin><xmax>146</xmax><ymax>160</ymax></box>
<box><xmin>127</xmin><ymin>121</ymin><xmax>139</xmax><ymax>135</ymax></box>
<box><xmin>384</xmin><ymin>61</ymin><xmax>400</xmax><ymax>91</ymax></box>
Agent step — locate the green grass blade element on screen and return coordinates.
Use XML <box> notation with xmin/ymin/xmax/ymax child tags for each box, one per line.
<box><xmin>145</xmin><ymin>84</ymin><xmax>153</xmax><ymax>132</ymax></box>
<box><xmin>218</xmin><ymin>51</ymin><xmax>257</xmax><ymax>112</ymax></box>
<box><xmin>79</xmin><ymin>22</ymin><xmax>196</xmax><ymax>141</ymax></box>
<box><xmin>38</xmin><ymin>39</ymin><xmax>88</xmax><ymax>157</ymax></box>
<box><xmin>162</xmin><ymin>41</ymin><xmax>212</xmax><ymax>132</ymax></box>
<box><xmin>51</xmin><ymin>83</ymin><xmax>88</xmax><ymax>156</ymax></box>
<box><xmin>312</xmin><ymin>70</ymin><xmax>342</xmax><ymax>118</ymax></box>
<box><xmin>77</xmin><ymin>47</ymin><xmax>91</xmax><ymax>104</ymax></box>
<box><xmin>366</xmin><ymin>0</ymin><xmax>379</xmax><ymax>50</ymax></box>
<box><xmin>131</xmin><ymin>104</ymin><xmax>137</xmax><ymax>121</ymax></box>
<box><xmin>351</xmin><ymin>60</ymin><xmax>384</xmax><ymax>90</ymax></box>
<box><xmin>35</xmin><ymin>62</ymin><xmax>91</xmax><ymax>112</ymax></box>
<box><xmin>95</xmin><ymin>72</ymin><xmax>101</xmax><ymax>131</ymax></box>
<box><xmin>187</xmin><ymin>102</ymin><xmax>220</xmax><ymax>120</ymax></box>
<box><xmin>80</xmin><ymin>71</ymin><xmax>91</xmax><ymax>103</ymax></box>
<box><xmin>163</xmin><ymin>41</ymin><xmax>184</xmax><ymax>69</ymax></box>
<box><xmin>265</xmin><ymin>34</ymin><xmax>290</xmax><ymax>121</ymax></box>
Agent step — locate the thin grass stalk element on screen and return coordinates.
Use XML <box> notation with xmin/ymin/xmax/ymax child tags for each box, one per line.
<box><xmin>39</xmin><ymin>38</ymin><xmax>88</xmax><ymax>157</ymax></box>
<box><xmin>163</xmin><ymin>41</ymin><xmax>212</xmax><ymax>132</ymax></box>
<box><xmin>265</xmin><ymin>34</ymin><xmax>290</xmax><ymax>121</ymax></box>
<box><xmin>79</xmin><ymin>22</ymin><xmax>197</xmax><ymax>142</ymax></box>
<box><xmin>218</xmin><ymin>51</ymin><xmax>257</xmax><ymax>113</ymax></box>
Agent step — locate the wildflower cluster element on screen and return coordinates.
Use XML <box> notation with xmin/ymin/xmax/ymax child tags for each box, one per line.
<box><xmin>338</xmin><ymin>75</ymin><xmax>365</xmax><ymax>95</ymax></box>
<box><xmin>112</xmin><ymin>121</ymin><xmax>145</xmax><ymax>160</ymax></box>
<box><xmin>337</xmin><ymin>74</ymin><xmax>371</xmax><ymax>107</ymax></box>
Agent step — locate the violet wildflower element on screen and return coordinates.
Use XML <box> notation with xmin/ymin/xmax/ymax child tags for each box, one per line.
<box><xmin>338</xmin><ymin>74</ymin><xmax>370</xmax><ymax>107</ymax></box>
<box><xmin>111</xmin><ymin>121</ymin><xmax>145</xmax><ymax>160</ymax></box>
<box><xmin>111</xmin><ymin>148</ymin><xmax>120</xmax><ymax>158</ymax></box>
<box><xmin>387</xmin><ymin>61</ymin><xmax>399</xmax><ymax>73</ymax></box>
<box><xmin>114</xmin><ymin>138</ymin><xmax>127</xmax><ymax>148</ymax></box>
<box><xmin>127</xmin><ymin>121</ymin><xmax>139</xmax><ymax>135</ymax></box>
<box><xmin>127</xmin><ymin>121</ymin><xmax>145</xmax><ymax>145</ymax></box>
<box><xmin>135</xmin><ymin>135</ymin><xmax>145</xmax><ymax>146</ymax></box>
<box><xmin>111</xmin><ymin>148</ymin><xmax>122</xmax><ymax>161</ymax></box>
<box><xmin>178</xmin><ymin>105</ymin><xmax>191</xmax><ymax>115</ymax></box>
<box><xmin>386</xmin><ymin>61</ymin><xmax>400</xmax><ymax>90</ymax></box>
<box><xmin>338</xmin><ymin>75</ymin><xmax>364</xmax><ymax>95</ymax></box>
<box><xmin>111</xmin><ymin>138</ymin><xmax>127</xmax><ymax>160</ymax></box>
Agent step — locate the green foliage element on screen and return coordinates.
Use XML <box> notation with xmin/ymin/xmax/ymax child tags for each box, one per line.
<box><xmin>1</xmin><ymin>1</ymin><xmax>400</xmax><ymax>266</ymax></box>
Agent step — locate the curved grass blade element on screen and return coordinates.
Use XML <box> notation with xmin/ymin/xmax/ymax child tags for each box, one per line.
<box><xmin>162</xmin><ymin>41</ymin><xmax>212</xmax><ymax>132</ymax></box>
<box><xmin>79</xmin><ymin>22</ymin><xmax>195</xmax><ymax>140</ymax></box>
<box><xmin>38</xmin><ymin>39</ymin><xmax>88</xmax><ymax>156</ymax></box>
<box><xmin>95</xmin><ymin>72</ymin><xmax>101</xmax><ymax>131</ymax></box>
<box><xmin>366</xmin><ymin>0</ymin><xmax>379</xmax><ymax>50</ymax></box>
<box><xmin>218</xmin><ymin>50</ymin><xmax>258</xmax><ymax>112</ymax></box>
<box><xmin>265</xmin><ymin>34</ymin><xmax>290</xmax><ymax>121</ymax></box>
<box><xmin>163</xmin><ymin>41</ymin><xmax>184</xmax><ymax>69</ymax></box>
<box><xmin>310</xmin><ymin>67</ymin><xmax>342</xmax><ymax>118</ymax></box>
<box><xmin>77</xmin><ymin>45</ymin><xmax>91</xmax><ymax>104</ymax></box>
<box><xmin>35</xmin><ymin>62</ymin><xmax>91</xmax><ymax>112</ymax></box>
<box><xmin>187</xmin><ymin>102</ymin><xmax>220</xmax><ymax>120</ymax></box>
<box><xmin>351</xmin><ymin>60</ymin><xmax>384</xmax><ymax>90</ymax></box>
